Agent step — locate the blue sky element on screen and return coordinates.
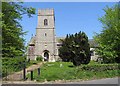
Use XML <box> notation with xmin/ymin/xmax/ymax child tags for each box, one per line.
<box><xmin>20</xmin><ymin>2</ymin><xmax>116</xmax><ymax>45</ymax></box>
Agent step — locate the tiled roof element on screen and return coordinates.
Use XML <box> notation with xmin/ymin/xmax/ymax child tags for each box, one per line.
<box><xmin>56</xmin><ymin>37</ymin><xmax>98</xmax><ymax>47</ymax></box>
<box><xmin>29</xmin><ymin>36</ymin><xmax>35</xmax><ymax>45</ymax></box>
<box><xmin>56</xmin><ymin>37</ymin><xmax>65</xmax><ymax>43</ymax></box>
<box><xmin>28</xmin><ymin>36</ymin><xmax>98</xmax><ymax>47</ymax></box>
<box><xmin>89</xmin><ymin>39</ymin><xmax>98</xmax><ymax>47</ymax></box>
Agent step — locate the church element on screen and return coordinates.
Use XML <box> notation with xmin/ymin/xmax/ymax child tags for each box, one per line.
<box><xmin>27</xmin><ymin>9</ymin><xmax>98</xmax><ymax>62</ymax></box>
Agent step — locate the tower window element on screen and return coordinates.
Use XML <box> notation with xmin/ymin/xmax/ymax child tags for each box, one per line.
<box><xmin>44</xmin><ymin>19</ymin><xmax>48</xmax><ymax>26</ymax></box>
<box><xmin>45</xmin><ymin>33</ymin><xmax>47</xmax><ymax>36</ymax></box>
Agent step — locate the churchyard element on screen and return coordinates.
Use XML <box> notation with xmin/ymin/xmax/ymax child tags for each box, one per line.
<box><xmin>26</xmin><ymin>61</ymin><xmax>120</xmax><ymax>82</ymax></box>
<box><xmin>2</xmin><ymin>58</ymin><xmax>120</xmax><ymax>82</ymax></box>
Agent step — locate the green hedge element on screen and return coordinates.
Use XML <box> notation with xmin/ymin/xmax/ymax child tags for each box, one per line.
<box><xmin>79</xmin><ymin>64</ymin><xmax>119</xmax><ymax>72</ymax></box>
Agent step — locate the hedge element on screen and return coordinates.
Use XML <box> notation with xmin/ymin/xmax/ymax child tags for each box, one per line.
<box><xmin>79</xmin><ymin>64</ymin><xmax>120</xmax><ymax>72</ymax></box>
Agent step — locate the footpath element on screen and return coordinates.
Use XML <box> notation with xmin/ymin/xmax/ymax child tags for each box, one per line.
<box><xmin>3</xmin><ymin>62</ymin><xmax>44</xmax><ymax>81</ymax></box>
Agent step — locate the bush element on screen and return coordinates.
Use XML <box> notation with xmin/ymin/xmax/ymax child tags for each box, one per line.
<box><xmin>36</xmin><ymin>56</ymin><xmax>43</xmax><ymax>61</ymax></box>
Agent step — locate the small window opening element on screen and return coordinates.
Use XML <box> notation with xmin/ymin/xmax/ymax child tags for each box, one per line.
<box><xmin>44</xmin><ymin>19</ymin><xmax>48</xmax><ymax>26</ymax></box>
<box><xmin>45</xmin><ymin>33</ymin><xmax>47</xmax><ymax>36</ymax></box>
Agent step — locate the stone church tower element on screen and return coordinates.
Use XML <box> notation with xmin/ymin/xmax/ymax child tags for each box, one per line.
<box><xmin>27</xmin><ymin>9</ymin><xmax>57</xmax><ymax>62</ymax></box>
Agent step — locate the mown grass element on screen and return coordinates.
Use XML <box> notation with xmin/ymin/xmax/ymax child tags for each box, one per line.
<box><xmin>27</xmin><ymin>61</ymin><xmax>120</xmax><ymax>82</ymax></box>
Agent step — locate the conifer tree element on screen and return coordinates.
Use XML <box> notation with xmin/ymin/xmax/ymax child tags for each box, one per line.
<box><xmin>59</xmin><ymin>31</ymin><xmax>90</xmax><ymax>66</ymax></box>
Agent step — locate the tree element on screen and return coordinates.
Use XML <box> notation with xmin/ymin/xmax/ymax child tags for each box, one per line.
<box><xmin>59</xmin><ymin>31</ymin><xmax>91</xmax><ymax>66</ymax></box>
<box><xmin>59</xmin><ymin>34</ymin><xmax>72</xmax><ymax>62</ymax></box>
<box><xmin>2</xmin><ymin>2</ymin><xmax>35</xmax><ymax>57</ymax></box>
<box><xmin>94</xmin><ymin>3</ymin><xmax>120</xmax><ymax>63</ymax></box>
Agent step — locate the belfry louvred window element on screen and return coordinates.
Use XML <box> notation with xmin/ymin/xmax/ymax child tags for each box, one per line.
<box><xmin>44</xmin><ymin>19</ymin><xmax>48</xmax><ymax>26</ymax></box>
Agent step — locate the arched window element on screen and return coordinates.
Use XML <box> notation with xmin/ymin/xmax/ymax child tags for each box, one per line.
<box><xmin>44</xmin><ymin>19</ymin><xmax>48</xmax><ymax>26</ymax></box>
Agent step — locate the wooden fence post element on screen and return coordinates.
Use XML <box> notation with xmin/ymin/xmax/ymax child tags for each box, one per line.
<box><xmin>38</xmin><ymin>68</ymin><xmax>40</xmax><ymax>76</ymax></box>
<box><xmin>31</xmin><ymin>70</ymin><xmax>33</xmax><ymax>80</ymax></box>
<box><xmin>23</xmin><ymin>63</ymin><xmax>26</xmax><ymax>80</ymax></box>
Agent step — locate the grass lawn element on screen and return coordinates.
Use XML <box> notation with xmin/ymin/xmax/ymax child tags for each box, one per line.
<box><xmin>27</xmin><ymin>61</ymin><xmax>120</xmax><ymax>82</ymax></box>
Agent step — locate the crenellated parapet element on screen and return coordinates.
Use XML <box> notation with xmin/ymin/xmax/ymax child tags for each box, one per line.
<box><xmin>38</xmin><ymin>8</ymin><xmax>54</xmax><ymax>16</ymax></box>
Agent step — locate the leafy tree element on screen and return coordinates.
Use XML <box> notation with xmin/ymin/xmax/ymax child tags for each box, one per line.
<box><xmin>2</xmin><ymin>2</ymin><xmax>35</xmax><ymax>57</ymax></box>
<box><xmin>94</xmin><ymin>3</ymin><xmax>120</xmax><ymax>63</ymax></box>
<box><xmin>59</xmin><ymin>31</ymin><xmax>91</xmax><ymax>66</ymax></box>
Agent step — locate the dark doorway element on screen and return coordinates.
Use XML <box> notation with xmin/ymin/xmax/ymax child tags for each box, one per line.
<box><xmin>44</xmin><ymin>52</ymin><xmax>49</xmax><ymax>61</ymax></box>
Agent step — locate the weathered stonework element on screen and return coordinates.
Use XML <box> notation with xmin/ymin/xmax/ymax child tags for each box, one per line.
<box><xmin>27</xmin><ymin>9</ymin><xmax>58</xmax><ymax>62</ymax></box>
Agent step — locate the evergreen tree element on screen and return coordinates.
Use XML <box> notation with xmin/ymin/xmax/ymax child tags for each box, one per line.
<box><xmin>59</xmin><ymin>31</ymin><xmax>90</xmax><ymax>66</ymax></box>
<box><xmin>59</xmin><ymin>34</ymin><xmax>73</xmax><ymax>62</ymax></box>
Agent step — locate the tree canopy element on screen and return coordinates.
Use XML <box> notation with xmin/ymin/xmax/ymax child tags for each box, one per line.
<box><xmin>2</xmin><ymin>2</ymin><xmax>35</xmax><ymax>57</ymax></box>
<box><xmin>59</xmin><ymin>31</ymin><xmax>91</xmax><ymax>66</ymax></box>
<box><xmin>94</xmin><ymin>3</ymin><xmax>120</xmax><ymax>63</ymax></box>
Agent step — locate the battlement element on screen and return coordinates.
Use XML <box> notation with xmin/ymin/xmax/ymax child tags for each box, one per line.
<box><xmin>38</xmin><ymin>8</ymin><xmax>54</xmax><ymax>16</ymax></box>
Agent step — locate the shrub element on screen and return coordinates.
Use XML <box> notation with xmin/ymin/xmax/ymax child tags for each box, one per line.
<box><xmin>36</xmin><ymin>56</ymin><xmax>43</xmax><ymax>61</ymax></box>
<box><xmin>79</xmin><ymin>64</ymin><xmax>119</xmax><ymax>72</ymax></box>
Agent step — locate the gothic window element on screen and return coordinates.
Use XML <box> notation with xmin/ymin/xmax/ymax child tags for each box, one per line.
<box><xmin>44</xmin><ymin>19</ymin><xmax>48</xmax><ymax>26</ymax></box>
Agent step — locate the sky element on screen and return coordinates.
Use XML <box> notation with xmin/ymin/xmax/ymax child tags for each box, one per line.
<box><xmin>20</xmin><ymin>2</ymin><xmax>116</xmax><ymax>45</ymax></box>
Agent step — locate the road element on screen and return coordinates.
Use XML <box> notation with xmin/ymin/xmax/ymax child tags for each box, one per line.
<box><xmin>65</xmin><ymin>77</ymin><xmax>119</xmax><ymax>84</ymax></box>
<box><xmin>2</xmin><ymin>77</ymin><xmax>119</xmax><ymax>84</ymax></box>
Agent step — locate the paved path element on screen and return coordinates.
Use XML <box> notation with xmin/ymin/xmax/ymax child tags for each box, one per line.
<box><xmin>3</xmin><ymin>62</ymin><xmax>44</xmax><ymax>81</ymax></box>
